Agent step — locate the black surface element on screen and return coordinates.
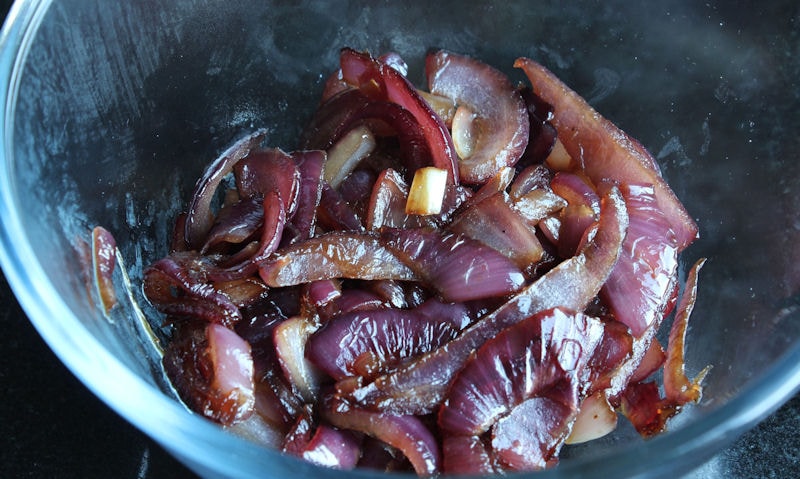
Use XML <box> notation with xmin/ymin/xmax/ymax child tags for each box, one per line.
<box><xmin>1</xmin><ymin>2</ymin><xmax>799</xmax><ymax>478</ymax></box>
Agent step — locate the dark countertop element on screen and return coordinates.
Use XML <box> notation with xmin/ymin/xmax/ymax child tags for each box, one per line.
<box><xmin>1</xmin><ymin>267</ymin><xmax>799</xmax><ymax>478</ymax></box>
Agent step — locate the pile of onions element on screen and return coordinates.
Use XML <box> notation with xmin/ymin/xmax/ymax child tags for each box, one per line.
<box><xmin>142</xmin><ymin>48</ymin><xmax>707</xmax><ymax>475</ymax></box>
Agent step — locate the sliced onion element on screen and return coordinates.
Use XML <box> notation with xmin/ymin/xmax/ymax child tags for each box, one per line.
<box><xmin>564</xmin><ymin>391</ymin><xmax>618</xmax><ymax>444</ymax></box>
<box><xmin>185</xmin><ymin>129</ymin><xmax>267</xmax><ymax>249</ymax></box>
<box><xmin>285</xmin><ymin>150</ymin><xmax>326</xmax><ymax>244</ymax></box>
<box><xmin>317</xmin><ymin>182</ymin><xmax>366</xmax><ymax>232</ymax></box>
<box><xmin>258</xmin><ymin>231</ymin><xmax>418</xmax><ymax>287</ymax></box>
<box><xmin>91</xmin><ymin>225</ymin><xmax>118</xmax><ymax>313</ymax></box>
<box><xmin>235</xmin><ymin>147</ymin><xmax>301</xmax><ymax>218</ymax></box>
<box><xmin>322</xmin><ymin>394</ymin><xmax>441</xmax><ymax>476</ymax></box>
<box><xmin>163</xmin><ymin>321</ymin><xmax>255</xmax><ymax>426</ymax></box>
<box><xmin>349</xmin><ymin>185</ymin><xmax>627</xmax><ymax>415</ymax></box>
<box><xmin>405</xmin><ymin>167</ymin><xmax>448</xmax><ymax>216</ymax></box>
<box><xmin>664</xmin><ymin>258</ymin><xmax>709</xmax><ymax>404</ymax></box>
<box><xmin>426</xmin><ymin>50</ymin><xmax>530</xmax><ymax>184</ymax></box>
<box><xmin>380</xmin><ymin>227</ymin><xmax>525</xmax><ymax>303</ymax></box>
<box><xmin>301</xmin><ymin>424</ymin><xmax>362</xmax><ymax>469</ymax></box>
<box><xmin>339</xmin><ymin>47</ymin><xmax>460</xmax><ymax>184</ymax></box>
<box><xmin>306</xmin><ymin>299</ymin><xmax>469</xmax><ymax>381</ymax></box>
<box><xmin>274</xmin><ymin>315</ymin><xmax>322</xmax><ymax>403</ymax></box>
<box><xmin>438</xmin><ymin>308</ymin><xmax>604</xmax><ymax>473</ymax></box>
<box><xmin>601</xmin><ymin>183</ymin><xmax>679</xmax><ymax>337</ymax></box>
<box><xmin>515</xmin><ymin>57</ymin><xmax>698</xmax><ymax>251</ymax></box>
<box><xmin>449</xmin><ymin>191</ymin><xmax>544</xmax><ymax>271</ymax></box>
<box><xmin>143</xmin><ymin>253</ymin><xmax>242</xmax><ymax>328</ymax></box>
<box><xmin>325</xmin><ymin>125</ymin><xmax>377</xmax><ymax>189</ymax></box>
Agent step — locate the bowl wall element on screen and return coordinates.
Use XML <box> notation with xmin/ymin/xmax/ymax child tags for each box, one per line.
<box><xmin>1</xmin><ymin>1</ymin><xmax>799</xmax><ymax>478</ymax></box>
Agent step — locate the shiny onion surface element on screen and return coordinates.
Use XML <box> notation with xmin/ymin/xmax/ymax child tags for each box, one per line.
<box><xmin>138</xmin><ymin>48</ymin><xmax>706</xmax><ymax>475</ymax></box>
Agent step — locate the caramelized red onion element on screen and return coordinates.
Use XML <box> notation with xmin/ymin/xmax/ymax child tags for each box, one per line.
<box><xmin>139</xmin><ymin>48</ymin><xmax>707</xmax><ymax>475</ymax></box>
<box><xmin>426</xmin><ymin>50</ymin><xmax>530</xmax><ymax>184</ymax></box>
<box><xmin>185</xmin><ymin>130</ymin><xmax>267</xmax><ymax>249</ymax></box>
<box><xmin>514</xmin><ymin>58</ymin><xmax>699</xmax><ymax>251</ymax></box>
<box><xmin>163</xmin><ymin>321</ymin><xmax>255</xmax><ymax>426</ymax></box>
<box><xmin>348</xmin><ymin>184</ymin><xmax>628</xmax><ymax>415</ymax></box>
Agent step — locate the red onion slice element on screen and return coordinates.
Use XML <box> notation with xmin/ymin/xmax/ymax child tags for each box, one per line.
<box><xmin>322</xmin><ymin>394</ymin><xmax>441</xmax><ymax>476</ymax></box>
<box><xmin>349</xmin><ymin>185</ymin><xmax>628</xmax><ymax>415</ymax></box>
<box><xmin>664</xmin><ymin>258</ymin><xmax>709</xmax><ymax>403</ymax></box>
<box><xmin>438</xmin><ymin>308</ymin><xmax>603</xmax><ymax>473</ymax></box>
<box><xmin>515</xmin><ymin>57</ymin><xmax>698</xmax><ymax>251</ymax></box>
<box><xmin>449</xmin><ymin>191</ymin><xmax>544</xmax><ymax>272</ymax></box>
<box><xmin>185</xmin><ymin>130</ymin><xmax>267</xmax><ymax>249</ymax></box>
<box><xmin>163</xmin><ymin>321</ymin><xmax>255</xmax><ymax>426</ymax></box>
<box><xmin>601</xmin><ymin>183</ymin><xmax>679</xmax><ymax>337</ymax></box>
<box><xmin>426</xmin><ymin>50</ymin><xmax>530</xmax><ymax>184</ymax></box>
<box><xmin>143</xmin><ymin>253</ymin><xmax>242</xmax><ymax>328</ymax></box>
<box><xmin>258</xmin><ymin>231</ymin><xmax>418</xmax><ymax>287</ymax></box>
<box><xmin>306</xmin><ymin>299</ymin><xmax>470</xmax><ymax>381</ymax></box>
<box><xmin>91</xmin><ymin>225</ymin><xmax>118</xmax><ymax>313</ymax></box>
<box><xmin>379</xmin><ymin>227</ymin><xmax>525</xmax><ymax>303</ymax></box>
<box><xmin>234</xmin><ymin>147</ymin><xmax>301</xmax><ymax>218</ymax></box>
<box><xmin>339</xmin><ymin>48</ymin><xmax>460</xmax><ymax>184</ymax></box>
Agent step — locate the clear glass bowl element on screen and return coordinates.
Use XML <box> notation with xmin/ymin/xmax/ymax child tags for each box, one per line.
<box><xmin>1</xmin><ymin>1</ymin><xmax>798</xmax><ymax>477</ymax></box>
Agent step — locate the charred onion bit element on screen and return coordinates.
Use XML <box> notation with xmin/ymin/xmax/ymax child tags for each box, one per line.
<box><xmin>439</xmin><ymin>308</ymin><xmax>604</xmax><ymax>473</ymax></box>
<box><xmin>514</xmin><ymin>57</ymin><xmax>698</xmax><ymax>251</ymax></box>
<box><xmin>426</xmin><ymin>50</ymin><xmax>530</xmax><ymax>184</ymax></box>
<box><xmin>163</xmin><ymin>321</ymin><xmax>255</xmax><ymax>426</ymax></box>
<box><xmin>350</xmin><ymin>185</ymin><xmax>627</xmax><ymax>415</ymax></box>
<box><xmin>619</xmin><ymin>258</ymin><xmax>707</xmax><ymax>436</ymax></box>
<box><xmin>339</xmin><ymin>47</ymin><xmax>460</xmax><ymax>184</ymax></box>
<box><xmin>664</xmin><ymin>258</ymin><xmax>708</xmax><ymax>403</ymax></box>
<box><xmin>185</xmin><ymin>129</ymin><xmax>267</xmax><ymax>249</ymax></box>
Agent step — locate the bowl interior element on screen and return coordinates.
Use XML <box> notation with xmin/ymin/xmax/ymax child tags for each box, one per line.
<box><xmin>2</xmin><ymin>1</ymin><xmax>799</xmax><ymax>477</ymax></box>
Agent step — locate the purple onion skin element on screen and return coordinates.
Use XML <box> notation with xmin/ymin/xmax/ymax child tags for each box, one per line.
<box><xmin>143</xmin><ymin>253</ymin><xmax>242</xmax><ymax>328</ymax></box>
<box><xmin>425</xmin><ymin>49</ymin><xmax>530</xmax><ymax>184</ymax></box>
<box><xmin>284</xmin><ymin>150</ymin><xmax>326</xmax><ymax>245</ymax></box>
<box><xmin>438</xmin><ymin>307</ymin><xmax>603</xmax><ymax>473</ymax></box>
<box><xmin>348</xmin><ymin>185</ymin><xmax>627</xmax><ymax>415</ymax></box>
<box><xmin>380</xmin><ymin>227</ymin><xmax>526</xmax><ymax>303</ymax></box>
<box><xmin>258</xmin><ymin>231</ymin><xmax>418</xmax><ymax>287</ymax></box>
<box><xmin>306</xmin><ymin>299</ymin><xmax>471</xmax><ymax>381</ymax></box>
<box><xmin>601</xmin><ymin>183</ymin><xmax>678</xmax><ymax>338</ymax></box>
<box><xmin>185</xmin><ymin>130</ymin><xmax>266</xmax><ymax>250</ymax></box>
<box><xmin>321</xmin><ymin>393</ymin><xmax>441</xmax><ymax>476</ymax></box>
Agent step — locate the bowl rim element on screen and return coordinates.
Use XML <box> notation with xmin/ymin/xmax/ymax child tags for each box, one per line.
<box><xmin>1</xmin><ymin>1</ymin><xmax>799</xmax><ymax>477</ymax></box>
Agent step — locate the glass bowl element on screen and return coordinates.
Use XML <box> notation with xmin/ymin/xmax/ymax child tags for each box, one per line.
<box><xmin>1</xmin><ymin>0</ymin><xmax>798</xmax><ymax>477</ymax></box>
